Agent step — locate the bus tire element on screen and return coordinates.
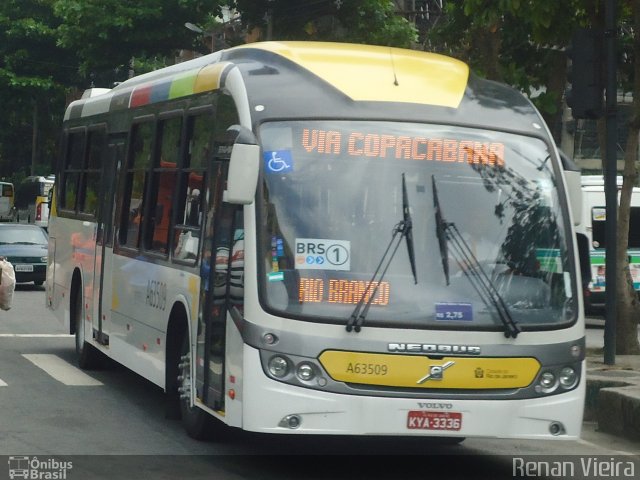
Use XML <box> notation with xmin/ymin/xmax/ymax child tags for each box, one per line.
<box><xmin>178</xmin><ymin>332</ymin><xmax>217</xmax><ymax>440</ymax></box>
<box><xmin>72</xmin><ymin>286</ymin><xmax>102</xmax><ymax>369</ymax></box>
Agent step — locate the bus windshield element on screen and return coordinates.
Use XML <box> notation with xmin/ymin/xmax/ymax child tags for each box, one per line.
<box><xmin>258</xmin><ymin>120</ymin><xmax>576</xmax><ymax>330</ymax></box>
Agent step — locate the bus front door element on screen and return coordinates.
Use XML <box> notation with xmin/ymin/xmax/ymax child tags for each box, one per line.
<box><xmin>195</xmin><ymin>161</ymin><xmax>241</xmax><ymax>412</ymax></box>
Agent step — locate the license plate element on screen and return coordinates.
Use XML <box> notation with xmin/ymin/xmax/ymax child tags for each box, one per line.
<box><xmin>14</xmin><ymin>264</ymin><xmax>34</xmax><ymax>272</ymax></box>
<box><xmin>407</xmin><ymin>411</ymin><xmax>462</xmax><ymax>431</ymax></box>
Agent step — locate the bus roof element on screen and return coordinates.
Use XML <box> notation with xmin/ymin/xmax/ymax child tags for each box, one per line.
<box><xmin>64</xmin><ymin>41</ymin><xmax>543</xmax><ymax>136</ymax></box>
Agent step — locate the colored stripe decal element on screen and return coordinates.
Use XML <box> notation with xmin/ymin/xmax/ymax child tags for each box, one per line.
<box><xmin>169</xmin><ymin>71</ymin><xmax>198</xmax><ymax>99</ymax></box>
<box><xmin>118</xmin><ymin>63</ymin><xmax>230</xmax><ymax>112</ymax></box>
<box><xmin>131</xmin><ymin>84</ymin><xmax>152</xmax><ymax>108</ymax></box>
<box><xmin>150</xmin><ymin>79</ymin><xmax>172</xmax><ymax>104</ymax></box>
<box><xmin>194</xmin><ymin>63</ymin><xmax>229</xmax><ymax>93</ymax></box>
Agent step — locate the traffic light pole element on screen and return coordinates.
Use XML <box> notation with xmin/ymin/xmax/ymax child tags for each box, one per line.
<box><xmin>603</xmin><ymin>0</ymin><xmax>617</xmax><ymax>365</ymax></box>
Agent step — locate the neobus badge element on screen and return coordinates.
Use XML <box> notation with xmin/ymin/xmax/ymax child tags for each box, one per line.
<box><xmin>388</xmin><ymin>343</ymin><xmax>481</xmax><ymax>355</ymax></box>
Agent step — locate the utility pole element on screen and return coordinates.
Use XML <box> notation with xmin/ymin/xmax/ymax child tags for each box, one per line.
<box><xmin>603</xmin><ymin>0</ymin><xmax>617</xmax><ymax>365</ymax></box>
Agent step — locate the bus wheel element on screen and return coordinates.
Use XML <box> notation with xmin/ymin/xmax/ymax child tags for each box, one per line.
<box><xmin>178</xmin><ymin>333</ymin><xmax>216</xmax><ymax>440</ymax></box>
<box><xmin>73</xmin><ymin>287</ymin><xmax>101</xmax><ymax>369</ymax></box>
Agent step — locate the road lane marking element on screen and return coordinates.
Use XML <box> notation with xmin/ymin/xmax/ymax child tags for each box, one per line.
<box><xmin>0</xmin><ymin>378</ymin><xmax>6</xmax><ymax>386</ymax></box>
<box><xmin>22</xmin><ymin>354</ymin><xmax>103</xmax><ymax>386</ymax></box>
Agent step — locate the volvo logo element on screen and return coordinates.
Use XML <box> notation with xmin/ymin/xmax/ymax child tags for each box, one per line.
<box><xmin>388</xmin><ymin>343</ymin><xmax>481</xmax><ymax>355</ymax></box>
<box><xmin>417</xmin><ymin>361</ymin><xmax>455</xmax><ymax>384</ymax></box>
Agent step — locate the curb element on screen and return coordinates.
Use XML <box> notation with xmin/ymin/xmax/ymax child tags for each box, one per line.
<box><xmin>586</xmin><ymin>356</ymin><xmax>640</xmax><ymax>442</ymax></box>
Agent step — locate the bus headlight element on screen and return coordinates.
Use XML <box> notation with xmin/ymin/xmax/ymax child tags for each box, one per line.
<box><xmin>540</xmin><ymin>371</ymin><xmax>556</xmax><ymax>387</ymax></box>
<box><xmin>536</xmin><ymin>371</ymin><xmax>558</xmax><ymax>394</ymax></box>
<box><xmin>268</xmin><ymin>356</ymin><xmax>289</xmax><ymax>378</ymax></box>
<box><xmin>559</xmin><ymin>366</ymin><xmax>578</xmax><ymax>389</ymax></box>
<box><xmin>296</xmin><ymin>362</ymin><xmax>316</xmax><ymax>381</ymax></box>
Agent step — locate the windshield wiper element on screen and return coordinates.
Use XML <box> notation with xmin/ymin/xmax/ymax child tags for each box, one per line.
<box><xmin>346</xmin><ymin>173</ymin><xmax>417</xmax><ymax>333</ymax></box>
<box><xmin>402</xmin><ymin>173</ymin><xmax>418</xmax><ymax>285</ymax></box>
<box><xmin>431</xmin><ymin>175</ymin><xmax>520</xmax><ymax>339</ymax></box>
<box><xmin>432</xmin><ymin>176</ymin><xmax>450</xmax><ymax>286</ymax></box>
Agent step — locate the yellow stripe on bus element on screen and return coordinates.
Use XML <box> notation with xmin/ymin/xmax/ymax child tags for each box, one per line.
<box><xmin>318</xmin><ymin>351</ymin><xmax>540</xmax><ymax>389</ymax></box>
<box><xmin>243</xmin><ymin>42</ymin><xmax>469</xmax><ymax>108</ymax></box>
<box><xmin>194</xmin><ymin>62</ymin><xmax>232</xmax><ymax>94</ymax></box>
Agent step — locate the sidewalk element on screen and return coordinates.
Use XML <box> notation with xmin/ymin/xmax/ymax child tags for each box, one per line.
<box><xmin>585</xmin><ymin>321</ymin><xmax>640</xmax><ymax>442</ymax></box>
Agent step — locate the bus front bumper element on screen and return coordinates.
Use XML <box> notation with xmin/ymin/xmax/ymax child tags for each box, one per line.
<box><xmin>240</xmin><ymin>349</ymin><xmax>586</xmax><ymax>440</ymax></box>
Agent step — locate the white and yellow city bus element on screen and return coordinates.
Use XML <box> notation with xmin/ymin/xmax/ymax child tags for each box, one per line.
<box><xmin>47</xmin><ymin>41</ymin><xmax>586</xmax><ymax>442</ymax></box>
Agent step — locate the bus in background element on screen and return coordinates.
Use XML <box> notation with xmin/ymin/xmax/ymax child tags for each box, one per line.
<box><xmin>47</xmin><ymin>41</ymin><xmax>586</xmax><ymax>443</ymax></box>
<box><xmin>0</xmin><ymin>181</ymin><xmax>15</xmax><ymax>222</ymax></box>
<box><xmin>16</xmin><ymin>175</ymin><xmax>55</xmax><ymax>229</ymax></box>
<box><xmin>580</xmin><ymin>175</ymin><xmax>640</xmax><ymax>312</ymax></box>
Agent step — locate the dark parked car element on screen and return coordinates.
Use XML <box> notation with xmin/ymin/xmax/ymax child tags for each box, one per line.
<box><xmin>0</xmin><ymin>224</ymin><xmax>48</xmax><ymax>286</ymax></box>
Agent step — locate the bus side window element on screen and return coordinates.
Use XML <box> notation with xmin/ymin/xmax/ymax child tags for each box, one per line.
<box><xmin>172</xmin><ymin>112</ymin><xmax>210</xmax><ymax>262</ymax></box>
<box><xmin>61</xmin><ymin>132</ymin><xmax>85</xmax><ymax>211</ymax></box>
<box><xmin>145</xmin><ymin>116</ymin><xmax>182</xmax><ymax>254</ymax></box>
<box><xmin>81</xmin><ymin>128</ymin><xmax>105</xmax><ymax>216</ymax></box>
<box><xmin>120</xmin><ymin>121</ymin><xmax>153</xmax><ymax>249</ymax></box>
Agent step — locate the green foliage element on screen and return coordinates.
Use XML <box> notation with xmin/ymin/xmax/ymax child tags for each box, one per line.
<box><xmin>53</xmin><ymin>0</ymin><xmax>225</xmax><ymax>83</ymax></box>
<box><xmin>0</xmin><ymin>0</ymin><xmax>77</xmax><ymax>180</ymax></box>
<box><xmin>425</xmin><ymin>0</ymin><xmax>604</xmax><ymax>137</ymax></box>
<box><xmin>232</xmin><ymin>0</ymin><xmax>416</xmax><ymax>47</ymax></box>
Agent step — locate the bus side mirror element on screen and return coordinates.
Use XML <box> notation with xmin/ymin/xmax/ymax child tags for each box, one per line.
<box><xmin>223</xmin><ymin>125</ymin><xmax>259</xmax><ymax>205</ymax></box>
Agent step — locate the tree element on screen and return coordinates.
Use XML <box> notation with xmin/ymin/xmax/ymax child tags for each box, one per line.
<box><xmin>614</xmin><ymin>1</ymin><xmax>640</xmax><ymax>354</ymax></box>
<box><xmin>52</xmin><ymin>0</ymin><xmax>226</xmax><ymax>84</ymax></box>
<box><xmin>426</xmin><ymin>0</ymin><xmax>589</xmax><ymax>139</ymax></box>
<box><xmin>232</xmin><ymin>0</ymin><xmax>416</xmax><ymax>47</ymax></box>
<box><xmin>0</xmin><ymin>0</ymin><xmax>79</xmax><ymax>179</ymax></box>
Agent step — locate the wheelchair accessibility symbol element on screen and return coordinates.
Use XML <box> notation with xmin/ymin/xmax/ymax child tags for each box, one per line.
<box><xmin>264</xmin><ymin>150</ymin><xmax>293</xmax><ymax>173</ymax></box>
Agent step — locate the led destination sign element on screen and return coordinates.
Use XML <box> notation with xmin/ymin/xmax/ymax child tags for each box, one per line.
<box><xmin>301</xmin><ymin>128</ymin><xmax>505</xmax><ymax>166</ymax></box>
<box><xmin>299</xmin><ymin>278</ymin><xmax>390</xmax><ymax>305</ymax></box>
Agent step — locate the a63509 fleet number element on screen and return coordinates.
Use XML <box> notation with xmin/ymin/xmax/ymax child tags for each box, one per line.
<box><xmin>146</xmin><ymin>280</ymin><xmax>167</xmax><ymax>310</ymax></box>
<box><xmin>346</xmin><ymin>362</ymin><xmax>388</xmax><ymax>375</ymax></box>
